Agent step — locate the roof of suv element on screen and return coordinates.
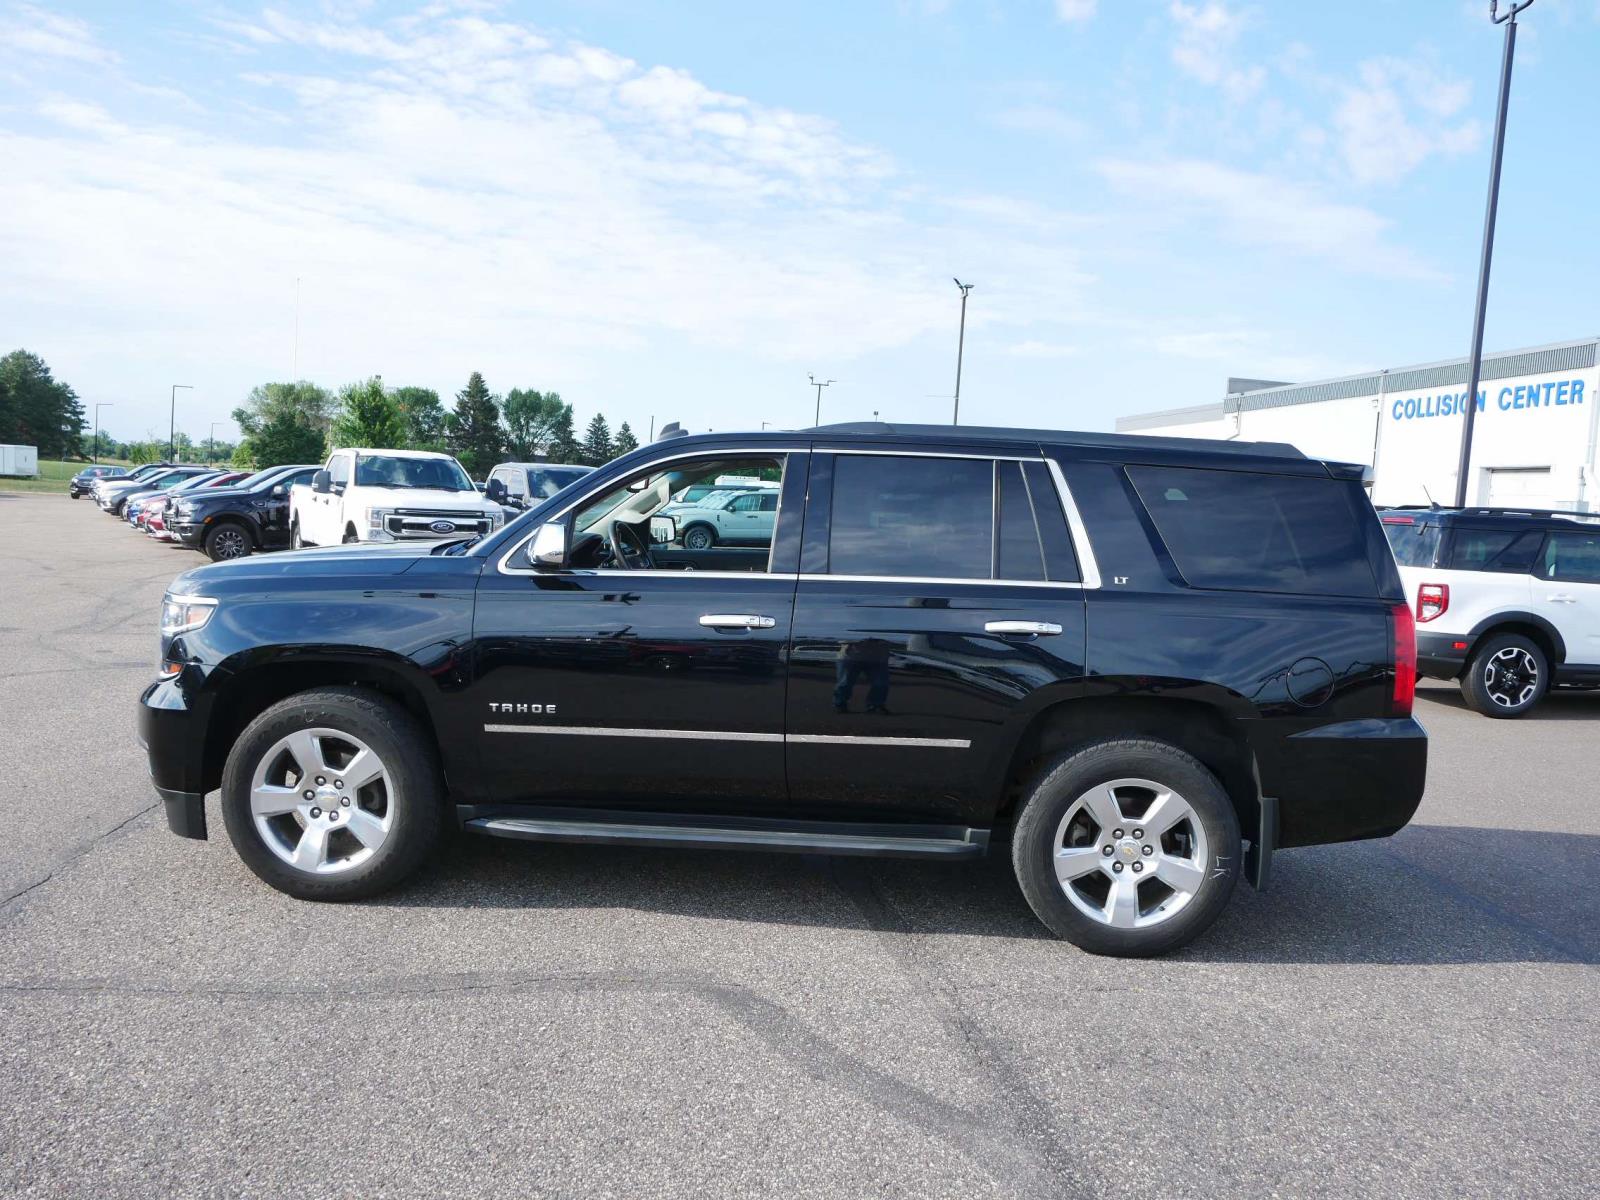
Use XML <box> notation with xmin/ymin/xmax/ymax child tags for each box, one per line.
<box><xmin>1379</xmin><ymin>506</ymin><xmax>1600</xmax><ymax>531</ymax></box>
<box><xmin>805</xmin><ymin>421</ymin><xmax>1307</xmax><ymax>460</ymax></box>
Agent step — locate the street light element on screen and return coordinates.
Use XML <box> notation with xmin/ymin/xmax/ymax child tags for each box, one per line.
<box><xmin>169</xmin><ymin>384</ymin><xmax>193</xmax><ymax>461</ymax></box>
<box><xmin>1453</xmin><ymin>0</ymin><xmax>1535</xmax><ymax>508</ymax></box>
<box><xmin>209</xmin><ymin>422</ymin><xmax>223</xmax><ymax>464</ymax></box>
<box><xmin>92</xmin><ymin>402</ymin><xmax>113</xmax><ymax>464</ymax></box>
<box><xmin>952</xmin><ymin>278</ymin><xmax>974</xmax><ymax>425</ymax></box>
<box><xmin>809</xmin><ymin>373</ymin><xmax>835</xmax><ymax>426</ymax></box>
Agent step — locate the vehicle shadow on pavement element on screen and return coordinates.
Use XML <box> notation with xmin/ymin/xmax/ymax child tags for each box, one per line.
<box><xmin>381</xmin><ymin>821</ymin><xmax>1599</xmax><ymax>967</ymax></box>
<box><xmin>1415</xmin><ymin>682</ymin><xmax>1600</xmax><ymax>721</ymax></box>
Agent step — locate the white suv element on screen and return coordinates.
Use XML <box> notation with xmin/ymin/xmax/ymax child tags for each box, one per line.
<box><xmin>289</xmin><ymin>448</ymin><xmax>503</xmax><ymax>547</ymax></box>
<box><xmin>1382</xmin><ymin>506</ymin><xmax>1600</xmax><ymax>716</ymax></box>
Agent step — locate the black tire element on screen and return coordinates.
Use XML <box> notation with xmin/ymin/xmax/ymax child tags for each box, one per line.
<box><xmin>204</xmin><ymin>521</ymin><xmax>254</xmax><ymax>562</ymax></box>
<box><xmin>220</xmin><ymin>687</ymin><xmax>445</xmax><ymax>901</ymax></box>
<box><xmin>1462</xmin><ymin>632</ymin><xmax>1548</xmax><ymax>718</ymax></box>
<box><xmin>291</xmin><ymin>519</ymin><xmax>310</xmax><ymax>549</ymax></box>
<box><xmin>1011</xmin><ymin>738</ymin><xmax>1240</xmax><ymax>957</ymax></box>
<box><xmin>342</xmin><ymin>526</ymin><xmax>359</xmax><ymax>544</ymax></box>
<box><xmin>682</xmin><ymin>523</ymin><xmax>717</xmax><ymax>550</ymax></box>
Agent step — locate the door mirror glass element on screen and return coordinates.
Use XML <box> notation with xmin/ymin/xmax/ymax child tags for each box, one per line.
<box><xmin>649</xmin><ymin>515</ymin><xmax>678</xmax><ymax>545</ymax></box>
<box><xmin>531</xmin><ymin>521</ymin><xmax>569</xmax><ymax>569</ymax></box>
<box><xmin>271</xmin><ymin>484</ymin><xmax>285</xmax><ymax>497</ymax></box>
<box><xmin>312</xmin><ymin>470</ymin><xmax>332</xmax><ymax>494</ymax></box>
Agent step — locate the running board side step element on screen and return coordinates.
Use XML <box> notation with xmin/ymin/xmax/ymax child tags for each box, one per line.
<box><xmin>459</xmin><ymin>806</ymin><xmax>989</xmax><ymax>859</ymax></box>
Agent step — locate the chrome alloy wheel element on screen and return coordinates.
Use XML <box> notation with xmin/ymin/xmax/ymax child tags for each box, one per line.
<box><xmin>248</xmin><ymin>728</ymin><xmax>394</xmax><ymax>874</ymax></box>
<box><xmin>1484</xmin><ymin>646</ymin><xmax>1539</xmax><ymax>709</ymax></box>
<box><xmin>212</xmin><ymin>527</ymin><xmax>249</xmax><ymax>559</ymax></box>
<box><xmin>1051</xmin><ymin>778</ymin><xmax>1210</xmax><ymax>929</ymax></box>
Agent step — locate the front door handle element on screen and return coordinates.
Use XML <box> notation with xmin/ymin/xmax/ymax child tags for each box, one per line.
<box><xmin>985</xmin><ymin>620</ymin><xmax>1063</xmax><ymax>636</ymax></box>
<box><xmin>700</xmin><ymin>614</ymin><xmax>777</xmax><ymax>629</ymax></box>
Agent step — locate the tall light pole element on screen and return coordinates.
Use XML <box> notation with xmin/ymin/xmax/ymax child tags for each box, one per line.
<box><xmin>952</xmin><ymin>278</ymin><xmax>974</xmax><ymax>425</ymax></box>
<box><xmin>1453</xmin><ymin>0</ymin><xmax>1535</xmax><ymax>508</ymax></box>
<box><xmin>92</xmin><ymin>402</ymin><xmax>113</xmax><ymax>464</ymax></box>
<box><xmin>209</xmin><ymin>422</ymin><xmax>223</xmax><ymax>464</ymax></box>
<box><xmin>169</xmin><ymin>385</ymin><xmax>193</xmax><ymax>461</ymax></box>
<box><xmin>809</xmin><ymin>373</ymin><xmax>835</xmax><ymax>425</ymax></box>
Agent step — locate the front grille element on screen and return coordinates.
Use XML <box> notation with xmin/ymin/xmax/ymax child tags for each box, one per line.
<box><xmin>382</xmin><ymin>509</ymin><xmax>491</xmax><ymax>539</ymax></box>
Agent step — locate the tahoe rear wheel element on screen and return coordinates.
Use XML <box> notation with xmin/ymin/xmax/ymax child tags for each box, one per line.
<box><xmin>220</xmin><ymin>687</ymin><xmax>443</xmax><ymax>900</ymax></box>
<box><xmin>204</xmin><ymin>522</ymin><xmax>252</xmax><ymax>562</ymax></box>
<box><xmin>1012</xmin><ymin>739</ymin><xmax>1240</xmax><ymax>957</ymax></box>
<box><xmin>1463</xmin><ymin>633</ymin><xmax>1548</xmax><ymax>718</ymax></box>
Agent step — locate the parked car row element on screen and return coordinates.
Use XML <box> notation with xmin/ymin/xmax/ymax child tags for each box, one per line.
<box><xmin>86</xmin><ymin>462</ymin><xmax>322</xmax><ymax>560</ymax></box>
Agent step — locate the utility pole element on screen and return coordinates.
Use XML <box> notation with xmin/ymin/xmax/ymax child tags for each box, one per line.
<box><xmin>952</xmin><ymin>278</ymin><xmax>974</xmax><ymax>425</ymax></box>
<box><xmin>209</xmin><ymin>422</ymin><xmax>223</xmax><ymax>464</ymax></box>
<box><xmin>169</xmin><ymin>384</ymin><xmax>193</xmax><ymax>461</ymax></box>
<box><xmin>1453</xmin><ymin>0</ymin><xmax>1535</xmax><ymax>508</ymax></box>
<box><xmin>293</xmin><ymin>277</ymin><xmax>302</xmax><ymax>380</ymax></box>
<box><xmin>92</xmin><ymin>402</ymin><xmax>113</xmax><ymax>464</ymax></box>
<box><xmin>809</xmin><ymin>373</ymin><xmax>835</xmax><ymax>425</ymax></box>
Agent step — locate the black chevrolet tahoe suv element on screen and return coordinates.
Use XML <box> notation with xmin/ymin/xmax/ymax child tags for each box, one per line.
<box><xmin>169</xmin><ymin>463</ymin><xmax>320</xmax><ymax>561</ymax></box>
<box><xmin>140</xmin><ymin>423</ymin><xmax>1426</xmax><ymax>956</ymax></box>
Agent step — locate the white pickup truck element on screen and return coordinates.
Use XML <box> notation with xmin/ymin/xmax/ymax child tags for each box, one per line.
<box><xmin>289</xmin><ymin>447</ymin><xmax>504</xmax><ymax>547</ymax></box>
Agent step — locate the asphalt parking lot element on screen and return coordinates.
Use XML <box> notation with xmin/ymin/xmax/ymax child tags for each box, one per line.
<box><xmin>1</xmin><ymin>491</ymin><xmax>1597</xmax><ymax>1200</ymax></box>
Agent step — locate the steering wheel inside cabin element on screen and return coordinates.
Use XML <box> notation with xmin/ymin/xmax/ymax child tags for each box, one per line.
<box><xmin>608</xmin><ymin>519</ymin><xmax>655</xmax><ymax>570</ymax></box>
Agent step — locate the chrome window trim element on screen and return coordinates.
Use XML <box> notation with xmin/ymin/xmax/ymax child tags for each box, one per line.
<box><xmin>484</xmin><ymin>724</ymin><xmax>970</xmax><ymax>749</ymax></box>
<box><xmin>797</xmin><ymin>573</ymin><xmax>1085</xmax><ymax>590</ymax></box>
<box><xmin>496</xmin><ymin>445</ymin><xmax>807</xmax><ymax>577</ymax></box>
<box><xmin>826</xmin><ymin>448</ymin><xmax>1036</xmax><ymax>462</ymax></box>
<box><xmin>1045</xmin><ymin>457</ymin><xmax>1102</xmax><ymax>590</ymax></box>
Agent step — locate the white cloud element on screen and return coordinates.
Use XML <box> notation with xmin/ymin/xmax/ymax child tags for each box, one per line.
<box><xmin>1054</xmin><ymin>0</ymin><xmax>1098</xmax><ymax>21</ymax></box>
<box><xmin>0</xmin><ymin>7</ymin><xmax>1095</xmax><ymax>431</ymax></box>
<box><xmin>0</xmin><ymin>4</ymin><xmax>118</xmax><ymax>64</ymax></box>
<box><xmin>1333</xmin><ymin>58</ymin><xmax>1481</xmax><ymax>185</ymax></box>
<box><xmin>1097</xmin><ymin>158</ymin><xmax>1442</xmax><ymax>280</ymax></box>
<box><xmin>1007</xmin><ymin>340</ymin><xmax>1079</xmax><ymax>358</ymax></box>
<box><xmin>1168</xmin><ymin>1</ymin><xmax>1264</xmax><ymax>102</ymax></box>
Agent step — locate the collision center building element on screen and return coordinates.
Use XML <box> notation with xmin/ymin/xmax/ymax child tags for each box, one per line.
<box><xmin>1115</xmin><ymin>337</ymin><xmax>1600</xmax><ymax>511</ymax></box>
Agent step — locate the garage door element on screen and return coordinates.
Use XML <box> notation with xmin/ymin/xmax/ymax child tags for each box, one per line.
<box><xmin>1485</xmin><ymin>467</ymin><xmax>1554</xmax><ymax>509</ymax></box>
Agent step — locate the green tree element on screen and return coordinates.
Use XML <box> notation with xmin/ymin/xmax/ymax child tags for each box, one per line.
<box><xmin>330</xmin><ymin>377</ymin><xmax>408</xmax><ymax>450</ymax></box>
<box><xmin>548</xmin><ymin>406</ymin><xmax>580</xmax><ymax>464</ymax></box>
<box><xmin>250</xmin><ymin>410</ymin><xmax>326</xmax><ymax>467</ymax></box>
<box><xmin>613</xmin><ymin>421</ymin><xmax>639</xmax><ymax>456</ymax></box>
<box><xmin>580</xmin><ymin>413</ymin><xmax>614</xmax><ymax>466</ymax></box>
<box><xmin>233</xmin><ymin>381</ymin><xmax>334</xmax><ymax>438</ymax></box>
<box><xmin>447</xmin><ymin>371</ymin><xmax>505</xmax><ymax>477</ymax></box>
<box><xmin>391</xmin><ymin>386</ymin><xmax>447</xmax><ymax>450</ymax></box>
<box><xmin>503</xmin><ymin>388</ymin><xmax>569</xmax><ymax>459</ymax></box>
<box><xmin>0</xmin><ymin>349</ymin><xmax>85</xmax><ymax>458</ymax></box>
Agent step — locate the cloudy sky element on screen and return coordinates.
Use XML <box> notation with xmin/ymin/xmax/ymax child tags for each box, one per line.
<box><xmin>2</xmin><ymin>0</ymin><xmax>1596</xmax><ymax>445</ymax></box>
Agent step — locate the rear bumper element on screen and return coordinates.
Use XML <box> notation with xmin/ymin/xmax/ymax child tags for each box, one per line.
<box><xmin>1250</xmin><ymin>716</ymin><xmax>1427</xmax><ymax>849</ymax></box>
<box><xmin>1417</xmin><ymin>631</ymin><xmax>1469</xmax><ymax>680</ymax></box>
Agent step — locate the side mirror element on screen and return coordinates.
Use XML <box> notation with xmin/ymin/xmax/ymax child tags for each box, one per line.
<box><xmin>485</xmin><ymin>478</ymin><xmax>507</xmax><ymax>503</ymax></box>
<box><xmin>271</xmin><ymin>484</ymin><xmax>285</xmax><ymax>497</ymax></box>
<box><xmin>649</xmin><ymin>515</ymin><xmax>678</xmax><ymax>545</ymax></box>
<box><xmin>531</xmin><ymin>521</ymin><xmax>569</xmax><ymax>570</ymax></box>
<box><xmin>312</xmin><ymin>470</ymin><xmax>332</xmax><ymax>494</ymax></box>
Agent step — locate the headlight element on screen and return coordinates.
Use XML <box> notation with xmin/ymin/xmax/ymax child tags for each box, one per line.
<box><xmin>366</xmin><ymin>507</ymin><xmax>392</xmax><ymax>531</ymax></box>
<box><xmin>161</xmin><ymin>596</ymin><xmax>217</xmax><ymax>637</ymax></box>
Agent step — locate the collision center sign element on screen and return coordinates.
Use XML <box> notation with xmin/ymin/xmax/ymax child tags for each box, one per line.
<box><xmin>1390</xmin><ymin>376</ymin><xmax>1587</xmax><ymax>421</ymax></box>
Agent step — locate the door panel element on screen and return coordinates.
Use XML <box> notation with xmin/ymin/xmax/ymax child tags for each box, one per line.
<box><xmin>471</xmin><ymin>571</ymin><xmax>795</xmax><ymax>810</ymax></box>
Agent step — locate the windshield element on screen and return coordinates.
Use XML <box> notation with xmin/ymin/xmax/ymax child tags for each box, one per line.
<box><xmin>529</xmin><ymin>467</ymin><xmax>590</xmax><ymax>500</ymax></box>
<box><xmin>355</xmin><ymin>454</ymin><xmax>474</xmax><ymax>491</ymax></box>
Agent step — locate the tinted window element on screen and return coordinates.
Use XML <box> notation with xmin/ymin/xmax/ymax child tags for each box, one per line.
<box><xmin>1129</xmin><ymin>465</ymin><xmax>1377</xmax><ymax>596</ymax></box>
<box><xmin>1382</xmin><ymin>519</ymin><xmax>1441</xmax><ymax>568</ymax></box>
<box><xmin>997</xmin><ymin>462</ymin><xmax>1045</xmax><ymax>581</ymax></box>
<box><xmin>759</xmin><ymin>492</ymin><xmax>778</xmax><ymax>512</ymax></box>
<box><xmin>1024</xmin><ymin>461</ymin><xmax>1080</xmax><ymax>583</ymax></box>
<box><xmin>1447</xmin><ymin>527</ymin><xmax>1542</xmax><ymax>573</ymax></box>
<box><xmin>1540</xmin><ymin>532</ymin><xmax>1600</xmax><ymax>583</ymax></box>
<box><xmin>829</xmin><ymin>455</ymin><xmax>992</xmax><ymax>579</ymax></box>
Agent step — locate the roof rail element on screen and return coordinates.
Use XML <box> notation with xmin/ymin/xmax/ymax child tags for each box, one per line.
<box><xmin>1378</xmin><ymin>504</ymin><xmax>1600</xmax><ymax>521</ymax></box>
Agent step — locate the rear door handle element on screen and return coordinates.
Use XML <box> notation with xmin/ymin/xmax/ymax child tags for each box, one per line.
<box><xmin>700</xmin><ymin>614</ymin><xmax>777</xmax><ymax>629</ymax></box>
<box><xmin>984</xmin><ymin>620</ymin><xmax>1063</xmax><ymax>636</ymax></box>
<box><xmin>1548</xmin><ymin>594</ymin><xmax>1578</xmax><ymax>603</ymax></box>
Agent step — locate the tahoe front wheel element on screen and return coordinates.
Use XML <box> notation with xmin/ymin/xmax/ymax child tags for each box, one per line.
<box><xmin>1011</xmin><ymin>739</ymin><xmax>1240</xmax><ymax>957</ymax></box>
<box><xmin>220</xmin><ymin>687</ymin><xmax>444</xmax><ymax>901</ymax></box>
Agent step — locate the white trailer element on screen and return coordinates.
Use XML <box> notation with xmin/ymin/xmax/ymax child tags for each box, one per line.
<box><xmin>0</xmin><ymin>445</ymin><xmax>40</xmax><ymax>477</ymax></box>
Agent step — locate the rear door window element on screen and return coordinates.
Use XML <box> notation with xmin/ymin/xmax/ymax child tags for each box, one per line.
<box><xmin>1128</xmin><ymin>465</ymin><xmax>1378</xmax><ymax>596</ymax></box>
<box><xmin>1540</xmin><ymin>532</ymin><xmax>1600</xmax><ymax>583</ymax></box>
<box><xmin>828</xmin><ymin>455</ymin><xmax>993</xmax><ymax>579</ymax></box>
<box><xmin>1446</xmin><ymin>527</ymin><xmax>1543</xmax><ymax>574</ymax></box>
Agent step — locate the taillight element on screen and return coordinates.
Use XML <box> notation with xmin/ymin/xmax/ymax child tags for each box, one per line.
<box><xmin>1416</xmin><ymin>583</ymin><xmax>1448</xmax><ymax>623</ymax></box>
<box><xmin>1390</xmin><ymin>601</ymin><xmax>1416</xmax><ymax>717</ymax></box>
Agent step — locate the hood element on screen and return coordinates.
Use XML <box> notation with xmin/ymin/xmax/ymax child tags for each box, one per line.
<box><xmin>173</xmin><ymin>484</ymin><xmax>265</xmax><ymax>505</ymax></box>
<box><xmin>368</xmin><ymin>488</ymin><xmax>497</xmax><ymax>510</ymax></box>
<box><xmin>168</xmin><ymin>540</ymin><xmax>460</xmax><ymax>595</ymax></box>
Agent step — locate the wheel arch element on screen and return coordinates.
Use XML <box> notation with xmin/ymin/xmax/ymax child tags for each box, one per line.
<box><xmin>681</xmin><ymin>520</ymin><xmax>717</xmax><ymax>541</ymax></box>
<box><xmin>199</xmin><ymin>654</ymin><xmax>453</xmax><ymax>797</ymax></box>
<box><xmin>1465</xmin><ymin>611</ymin><xmax>1566</xmax><ymax>667</ymax></box>
<box><xmin>993</xmin><ymin>695</ymin><xmax>1259</xmax><ymax>841</ymax></box>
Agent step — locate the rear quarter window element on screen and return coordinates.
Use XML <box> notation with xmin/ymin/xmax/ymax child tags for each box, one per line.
<box><xmin>1382</xmin><ymin>519</ymin><xmax>1441</xmax><ymax>568</ymax></box>
<box><xmin>1128</xmin><ymin>465</ymin><xmax>1379</xmax><ymax>597</ymax></box>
